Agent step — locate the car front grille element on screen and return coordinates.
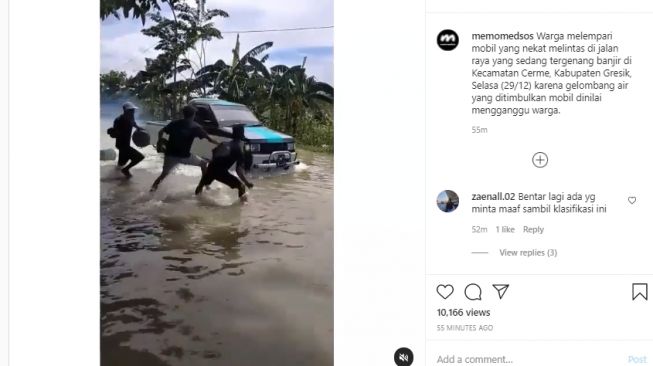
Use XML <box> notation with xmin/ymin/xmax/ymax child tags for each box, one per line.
<box><xmin>259</xmin><ymin>143</ymin><xmax>291</xmax><ymax>154</ymax></box>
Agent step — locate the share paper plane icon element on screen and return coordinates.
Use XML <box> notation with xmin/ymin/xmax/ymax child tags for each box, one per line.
<box><xmin>492</xmin><ymin>284</ymin><xmax>509</xmax><ymax>299</ymax></box>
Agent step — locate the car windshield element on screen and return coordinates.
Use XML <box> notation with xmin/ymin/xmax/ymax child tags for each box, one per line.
<box><xmin>210</xmin><ymin>105</ymin><xmax>261</xmax><ymax>126</ymax></box>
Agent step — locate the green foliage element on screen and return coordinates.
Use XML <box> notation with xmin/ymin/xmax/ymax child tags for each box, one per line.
<box><xmin>287</xmin><ymin>113</ymin><xmax>334</xmax><ymax>152</ymax></box>
<box><xmin>101</xmin><ymin>0</ymin><xmax>164</xmax><ymax>24</ymax></box>
<box><xmin>127</xmin><ymin>1</ymin><xmax>227</xmax><ymax>118</ymax></box>
<box><xmin>100</xmin><ymin>70</ymin><xmax>128</xmax><ymax>97</ymax></box>
<box><xmin>103</xmin><ymin>2</ymin><xmax>334</xmax><ymax>148</ymax></box>
<box><xmin>264</xmin><ymin>103</ymin><xmax>333</xmax><ymax>151</ymax></box>
<box><xmin>191</xmin><ymin>37</ymin><xmax>334</xmax><ymax>148</ymax></box>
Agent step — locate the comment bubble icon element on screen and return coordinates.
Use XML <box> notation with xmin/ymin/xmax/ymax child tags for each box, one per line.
<box><xmin>464</xmin><ymin>283</ymin><xmax>482</xmax><ymax>301</ymax></box>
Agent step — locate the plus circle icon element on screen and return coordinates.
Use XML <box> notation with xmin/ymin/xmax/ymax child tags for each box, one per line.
<box><xmin>532</xmin><ymin>152</ymin><xmax>548</xmax><ymax>168</ymax></box>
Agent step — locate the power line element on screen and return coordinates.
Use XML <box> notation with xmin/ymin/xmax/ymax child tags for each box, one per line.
<box><xmin>112</xmin><ymin>25</ymin><xmax>333</xmax><ymax>69</ymax></box>
<box><xmin>115</xmin><ymin>44</ymin><xmax>158</xmax><ymax>69</ymax></box>
<box><xmin>222</xmin><ymin>25</ymin><xmax>333</xmax><ymax>34</ymax></box>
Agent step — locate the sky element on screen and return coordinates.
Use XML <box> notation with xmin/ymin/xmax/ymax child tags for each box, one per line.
<box><xmin>101</xmin><ymin>0</ymin><xmax>334</xmax><ymax>85</ymax></box>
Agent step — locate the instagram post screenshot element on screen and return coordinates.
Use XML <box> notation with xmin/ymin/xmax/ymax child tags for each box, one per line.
<box><xmin>5</xmin><ymin>0</ymin><xmax>652</xmax><ymax>365</ymax></box>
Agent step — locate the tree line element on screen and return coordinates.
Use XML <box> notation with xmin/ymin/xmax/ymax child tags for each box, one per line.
<box><xmin>101</xmin><ymin>0</ymin><xmax>334</xmax><ymax>150</ymax></box>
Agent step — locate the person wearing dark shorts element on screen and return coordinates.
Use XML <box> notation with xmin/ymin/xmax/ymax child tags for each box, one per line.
<box><xmin>150</xmin><ymin>105</ymin><xmax>219</xmax><ymax>192</ymax></box>
<box><xmin>195</xmin><ymin>124</ymin><xmax>254</xmax><ymax>201</ymax></box>
<box><xmin>111</xmin><ymin>102</ymin><xmax>145</xmax><ymax>178</ymax></box>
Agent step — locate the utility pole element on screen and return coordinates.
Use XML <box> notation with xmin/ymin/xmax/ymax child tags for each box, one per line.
<box><xmin>196</xmin><ymin>0</ymin><xmax>206</xmax><ymax>95</ymax></box>
<box><xmin>197</xmin><ymin>0</ymin><xmax>205</xmax><ymax>21</ymax></box>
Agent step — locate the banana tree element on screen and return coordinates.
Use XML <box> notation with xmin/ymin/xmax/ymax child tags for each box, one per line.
<box><xmin>267</xmin><ymin>64</ymin><xmax>333</xmax><ymax>134</ymax></box>
<box><xmin>194</xmin><ymin>35</ymin><xmax>273</xmax><ymax>104</ymax></box>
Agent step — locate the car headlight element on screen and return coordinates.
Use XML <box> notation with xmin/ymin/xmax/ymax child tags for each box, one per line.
<box><xmin>249</xmin><ymin>143</ymin><xmax>260</xmax><ymax>153</ymax></box>
<box><xmin>287</xmin><ymin>142</ymin><xmax>295</xmax><ymax>151</ymax></box>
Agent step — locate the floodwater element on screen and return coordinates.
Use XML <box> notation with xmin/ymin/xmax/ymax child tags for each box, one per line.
<box><xmin>100</xmin><ymin>108</ymin><xmax>333</xmax><ymax>366</ymax></box>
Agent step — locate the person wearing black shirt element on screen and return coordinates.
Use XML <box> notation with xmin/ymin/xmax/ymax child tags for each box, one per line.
<box><xmin>111</xmin><ymin>102</ymin><xmax>145</xmax><ymax>178</ymax></box>
<box><xmin>150</xmin><ymin>105</ymin><xmax>219</xmax><ymax>192</ymax></box>
<box><xmin>195</xmin><ymin>124</ymin><xmax>254</xmax><ymax>202</ymax></box>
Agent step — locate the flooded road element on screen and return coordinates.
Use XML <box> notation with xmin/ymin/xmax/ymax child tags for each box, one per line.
<box><xmin>100</xmin><ymin>119</ymin><xmax>333</xmax><ymax>365</ymax></box>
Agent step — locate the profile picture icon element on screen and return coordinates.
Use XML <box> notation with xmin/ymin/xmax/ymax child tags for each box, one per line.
<box><xmin>437</xmin><ymin>29</ymin><xmax>459</xmax><ymax>51</ymax></box>
<box><xmin>437</xmin><ymin>190</ymin><xmax>459</xmax><ymax>213</ymax></box>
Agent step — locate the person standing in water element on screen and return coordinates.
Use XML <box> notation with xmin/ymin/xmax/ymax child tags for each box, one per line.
<box><xmin>150</xmin><ymin>105</ymin><xmax>219</xmax><ymax>192</ymax></box>
<box><xmin>195</xmin><ymin>124</ymin><xmax>254</xmax><ymax>202</ymax></box>
<box><xmin>111</xmin><ymin>101</ymin><xmax>145</xmax><ymax>178</ymax></box>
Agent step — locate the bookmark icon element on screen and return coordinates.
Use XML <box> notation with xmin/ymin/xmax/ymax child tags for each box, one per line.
<box><xmin>632</xmin><ymin>283</ymin><xmax>648</xmax><ymax>301</ymax></box>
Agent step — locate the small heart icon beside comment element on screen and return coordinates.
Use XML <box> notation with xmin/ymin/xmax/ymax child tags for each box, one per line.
<box><xmin>628</xmin><ymin>196</ymin><xmax>637</xmax><ymax>204</ymax></box>
<box><xmin>436</xmin><ymin>284</ymin><xmax>454</xmax><ymax>300</ymax></box>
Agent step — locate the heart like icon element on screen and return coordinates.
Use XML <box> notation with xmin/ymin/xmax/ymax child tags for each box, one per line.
<box><xmin>628</xmin><ymin>196</ymin><xmax>637</xmax><ymax>204</ymax></box>
<box><xmin>436</xmin><ymin>284</ymin><xmax>454</xmax><ymax>300</ymax></box>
